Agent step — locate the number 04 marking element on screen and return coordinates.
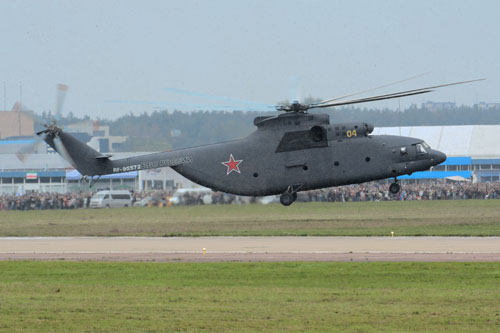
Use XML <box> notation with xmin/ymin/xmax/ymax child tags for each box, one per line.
<box><xmin>346</xmin><ymin>130</ymin><xmax>357</xmax><ymax>138</ymax></box>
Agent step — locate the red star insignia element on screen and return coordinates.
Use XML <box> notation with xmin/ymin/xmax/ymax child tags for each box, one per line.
<box><xmin>222</xmin><ymin>154</ymin><xmax>243</xmax><ymax>175</ymax></box>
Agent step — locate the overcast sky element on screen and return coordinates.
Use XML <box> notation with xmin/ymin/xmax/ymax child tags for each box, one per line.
<box><xmin>0</xmin><ymin>0</ymin><xmax>497</xmax><ymax>118</ymax></box>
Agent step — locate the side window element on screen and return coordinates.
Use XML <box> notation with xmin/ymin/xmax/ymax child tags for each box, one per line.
<box><xmin>103</xmin><ymin>194</ymin><xmax>109</xmax><ymax>199</ymax></box>
<box><xmin>400</xmin><ymin>147</ymin><xmax>407</xmax><ymax>155</ymax></box>
<box><xmin>112</xmin><ymin>194</ymin><xmax>131</xmax><ymax>200</ymax></box>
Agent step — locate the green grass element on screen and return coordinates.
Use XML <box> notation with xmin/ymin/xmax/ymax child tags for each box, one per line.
<box><xmin>1</xmin><ymin>200</ymin><xmax>500</xmax><ymax>236</ymax></box>
<box><xmin>0</xmin><ymin>262</ymin><xmax>499</xmax><ymax>332</ymax></box>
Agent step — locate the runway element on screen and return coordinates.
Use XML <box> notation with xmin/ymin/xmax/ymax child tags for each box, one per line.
<box><xmin>1</xmin><ymin>236</ymin><xmax>500</xmax><ymax>262</ymax></box>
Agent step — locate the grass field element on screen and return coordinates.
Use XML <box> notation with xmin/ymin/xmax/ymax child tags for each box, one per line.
<box><xmin>0</xmin><ymin>262</ymin><xmax>499</xmax><ymax>332</ymax></box>
<box><xmin>1</xmin><ymin>200</ymin><xmax>500</xmax><ymax>237</ymax></box>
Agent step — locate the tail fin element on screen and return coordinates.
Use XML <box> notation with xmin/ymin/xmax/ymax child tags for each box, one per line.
<box><xmin>41</xmin><ymin>126</ymin><xmax>112</xmax><ymax>176</ymax></box>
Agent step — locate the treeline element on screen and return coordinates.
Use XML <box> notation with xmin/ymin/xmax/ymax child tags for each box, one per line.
<box><xmin>329</xmin><ymin>105</ymin><xmax>500</xmax><ymax>127</ymax></box>
<box><xmin>109</xmin><ymin>111</ymin><xmax>266</xmax><ymax>151</ymax></box>
<box><xmin>35</xmin><ymin>105</ymin><xmax>500</xmax><ymax>151</ymax></box>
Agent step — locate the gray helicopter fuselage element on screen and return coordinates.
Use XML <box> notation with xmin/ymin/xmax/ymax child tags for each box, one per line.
<box><xmin>44</xmin><ymin>112</ymin><xmax>446</xmax><ymax>198</ymax></box>
<box><xmin>167</xmin><ymin>113</ymin><xmax>445</xmax><ymax>196</ymax></box>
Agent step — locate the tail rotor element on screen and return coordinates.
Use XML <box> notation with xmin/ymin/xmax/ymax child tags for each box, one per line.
<box><xmin>16</xmin><ymin>84</ymin><xmax>69</xmax><ymax>162</ymax></box>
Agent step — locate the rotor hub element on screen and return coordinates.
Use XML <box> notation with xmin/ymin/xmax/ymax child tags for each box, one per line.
<box><xmin>276</xmin><ymin>101</ymin><xmax>310</xmax><ymax>113</ymax></box>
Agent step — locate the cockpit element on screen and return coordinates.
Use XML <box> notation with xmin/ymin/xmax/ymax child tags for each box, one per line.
<box><xmin>416</xmin><ymin>142</ymin><xmax>430</xmax><ymax>154</ymax></box>
<box><xmin>399</xmin><ymin>141</ymin><xmax>431</xmax><ymax>156</ymax></box>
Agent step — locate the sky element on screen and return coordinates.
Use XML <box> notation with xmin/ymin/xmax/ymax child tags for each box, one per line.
<box><xmin>0</xmin><ymin>0</ymin><xmax>497</xmax><ymax>119</ymax></box>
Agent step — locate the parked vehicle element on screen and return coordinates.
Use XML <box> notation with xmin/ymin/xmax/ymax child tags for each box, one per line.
<box><xmin>89</xmin><ymin>190</ymin><xmax>132</xmax><ymax>208</ymax></box>
<box><xmin>133</xmin><ymin>196</ymin><xmax>167</xmax><ymax>207</ymax></box>
<box><xmin>169</xmin><ymin>187</ymin><xmax>213</xmax><ymax>205</ymax></box>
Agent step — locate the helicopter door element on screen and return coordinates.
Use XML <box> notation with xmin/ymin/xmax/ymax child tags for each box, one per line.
<box><xmin>284</xmin><ymin>153</ymin><xmax>306</xmax><ymax>168</ymax></box>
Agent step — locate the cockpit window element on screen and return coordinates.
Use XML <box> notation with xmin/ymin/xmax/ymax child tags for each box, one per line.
<box><xmin>422</xmin><ymin>142</ymin><xmax>430</xmax><ymax>149</ymax></box>
<box><xmin>416</xmin><ymin>143</ymin><xmax>427</xmax><ymax>154</ymax></box>
<box><xmin>400</xmin><ymin>147</ymin><xmax>407</xmax><ymax>155</ymax></box>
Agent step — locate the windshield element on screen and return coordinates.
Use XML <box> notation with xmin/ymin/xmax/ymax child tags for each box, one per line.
<box><xmin>93</xmin><ymin>193</ymin><xmax>105</xmax><ymax>199</ymax></box>
<box><xmin>416</xmin><ymin>143</ymin><xmax>427</xmax><ymax>154</ymax></box>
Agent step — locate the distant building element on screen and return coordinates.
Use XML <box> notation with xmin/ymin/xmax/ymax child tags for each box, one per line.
<box><xmin>421</xmin><ymin>101</ymin><xmax>456</xmax><ymax>111</ymax></box>
<box><xmin>170</xmin><ymin>129</ymin><xmax>182</xmax><ymax>137</ymax></box>
<box><xmin>422</xmin><ymin>101</ymin><xmax>500</xmax><ymax>111</ymax></box>
<box><xmin>0</xmin><ymin>110</ymin><xmax>34</xmax><ymax>139</ymax></box>
<box><xmin>66</xmin><ymin>120</ymin><xmax>127</xmax><ymax>153</ymax></box>
<box><xmin>475</xmin><ymin>102</ymin><xmax>500</xmax><ymax>110</ymax></box>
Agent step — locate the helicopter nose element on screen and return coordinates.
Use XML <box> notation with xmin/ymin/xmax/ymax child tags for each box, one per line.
<box><xmin>430</xmin><ymin>150</ymin><xmax>446</xmax><ymax>165</ymax></box>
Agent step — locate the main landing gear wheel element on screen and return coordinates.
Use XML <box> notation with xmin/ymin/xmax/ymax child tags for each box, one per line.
<box><xmin>280</xmin><ymin>193</ymin><xmax>294</xmax><ymax>206</ymax></box>
<box><xmin>280</xmin><ymin>184</ymin><xmax>303</xmax><ymax>206</ymax></box>
<box><xmin>389</xmin><ymin>182</ymin><xmax>400</xmax><ymax>195</ymax></box>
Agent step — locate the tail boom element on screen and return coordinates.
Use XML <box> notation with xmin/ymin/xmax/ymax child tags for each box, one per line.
<box><xmin>44</xmin><ymin>129</ymin><xmax>193</xmax><ymax>176</ymax></box>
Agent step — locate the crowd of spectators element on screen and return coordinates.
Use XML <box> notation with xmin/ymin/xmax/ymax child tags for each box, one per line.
<box><xmin>300</xmin><ymin>182</ymin><xmax>500</xmax><ymax>202</ymax></box>
<box><xmin>1</xmin><ymin>181</ymin><xmax>500</xmax><ymax>210</ymax></box>
<box><xmin>0</xmin><ymin>192</ymin><xmax>91</xmax><ymax>210</ymax></box>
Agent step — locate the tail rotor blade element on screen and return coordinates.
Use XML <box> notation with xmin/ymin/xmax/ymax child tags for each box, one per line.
<box><xmin>53</xmin><ymin>135</ymin><xmax>76</xmax><ymax>167</ymax></box>
<box><xmin>16</xmin><ymin>135</ymin><xmax>46</xmax><ymax>162</ymax></box>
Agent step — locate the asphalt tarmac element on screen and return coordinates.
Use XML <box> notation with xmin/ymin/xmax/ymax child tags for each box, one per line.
<box><xmin>1</xmin><ymin>236</ymin><xmax>500</xmax><ymax>262</ymax></box>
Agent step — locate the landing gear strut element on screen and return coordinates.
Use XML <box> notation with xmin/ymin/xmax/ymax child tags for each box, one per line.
<box><xmin>389</xmin><ymin>179</ymin><xmax>400</xmax><ymax>195</ymax></box>
<box><xmin>280</xmin><ymin>184</ymin><xmax>302</xmax><ymax>206</ymax></box>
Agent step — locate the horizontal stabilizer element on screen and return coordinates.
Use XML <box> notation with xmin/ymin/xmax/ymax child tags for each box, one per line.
<box><xmin>95</xmin><ymin>155</ymin><xmax>112</xmax><ymax>160</ymax></box>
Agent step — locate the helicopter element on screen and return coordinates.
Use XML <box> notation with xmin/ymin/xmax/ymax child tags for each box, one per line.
<box><xmin>38</xmin><ymin>79</ymin><xmax>482</xmax><ymax>206</ymax></box>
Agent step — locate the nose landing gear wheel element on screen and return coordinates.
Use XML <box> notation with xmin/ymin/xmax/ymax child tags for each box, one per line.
<box><xmin>389</xmin><ymin>182</ymin><xmax>400</xmax><ymax>194</ymax></box>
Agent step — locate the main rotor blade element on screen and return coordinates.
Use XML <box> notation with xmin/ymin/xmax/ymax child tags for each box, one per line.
<box><xmin>164</xmin><ymin>87</ymin><xmax>275</xmax><ymax>108</ymax></box>
<box><xmin>314</xmin><ymin>72</ymin><xmax>430</xmax><ymax>105</ymax></box>
<box><xmin>311</xmin><ymin>90</ymin><xmax>433</xmax><ymax>109</ymax></box>
<box><xmin>310</xmin><ymin>78</ymin><xmax>485</xmax><ymax>109</ymax></box>
<box><xmin>106</xmin><ymin>99</ymin><xmax>275</xmax><ymax>112</ymax></box>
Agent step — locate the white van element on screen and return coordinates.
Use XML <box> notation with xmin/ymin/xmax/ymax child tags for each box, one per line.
<box><xmin>89</xmin><ymin>190</ymin><xmax>132</xmax><ymax>208</ymax></box>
